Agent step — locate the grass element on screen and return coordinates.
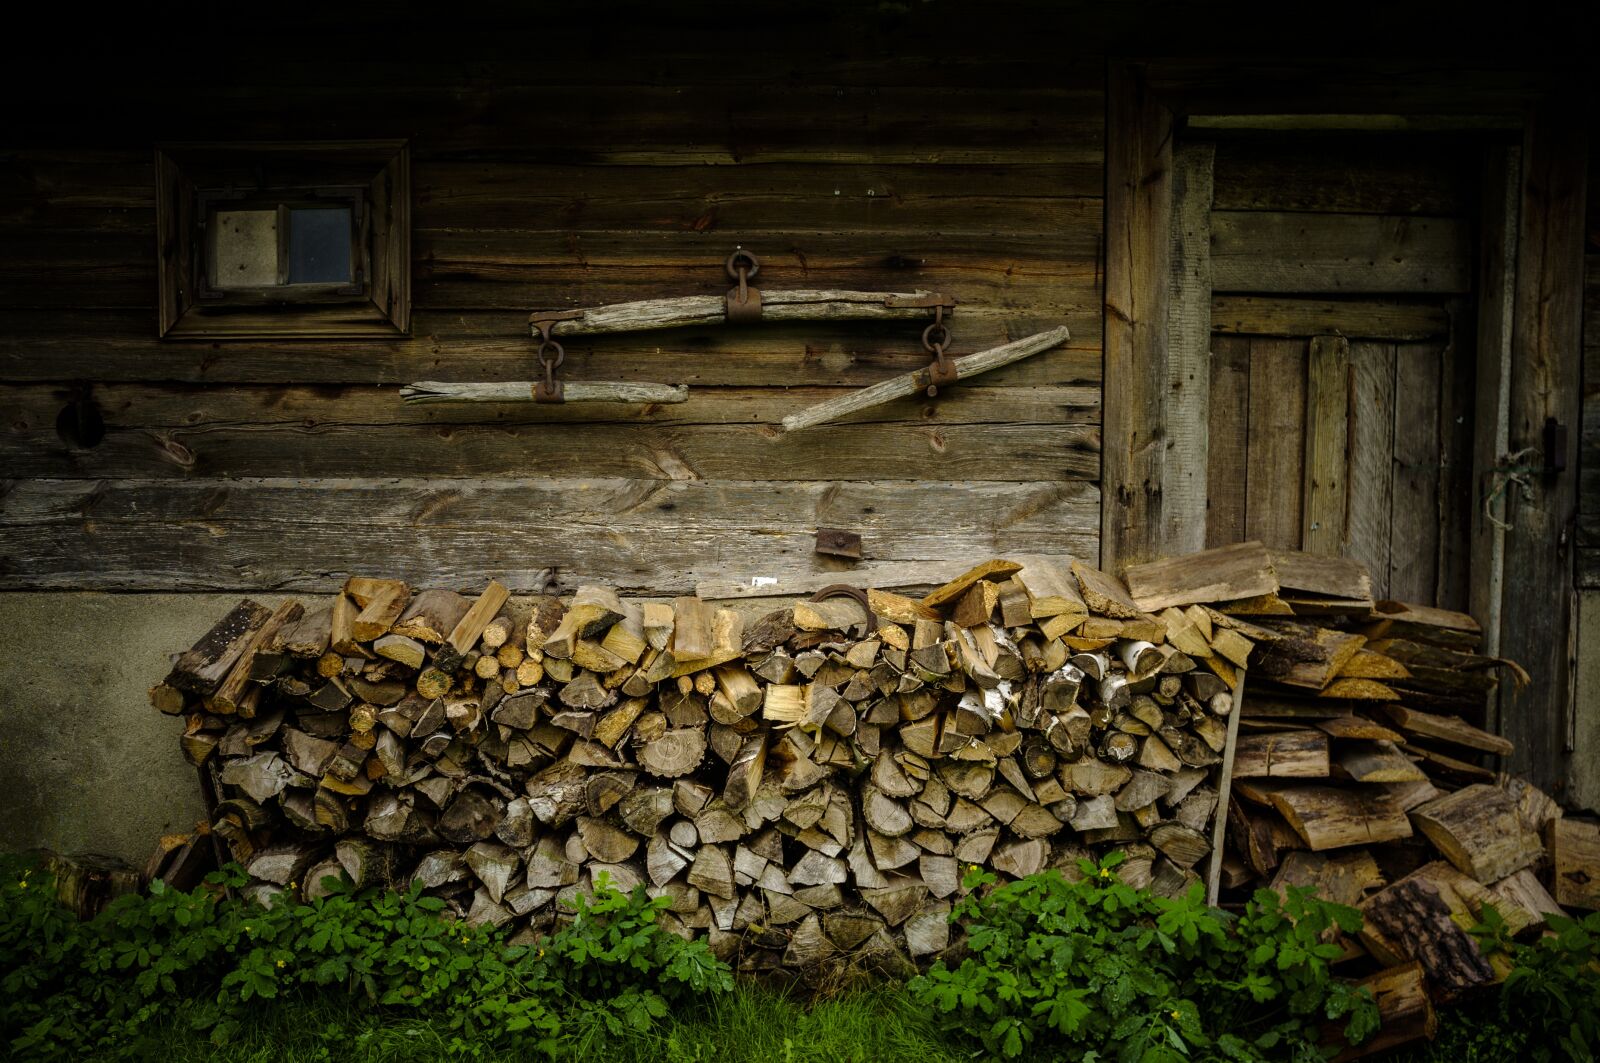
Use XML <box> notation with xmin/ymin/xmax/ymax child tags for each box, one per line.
<box><xmin>148</xmin><ymin>983</ymin><xmax>969</xmax><ymax>1063</ymax></box>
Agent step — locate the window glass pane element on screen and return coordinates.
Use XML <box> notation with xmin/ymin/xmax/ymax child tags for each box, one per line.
<box><xmin>287</xmin><ymin>207</ymin><xmax>352</xmax><ymax>284</ymax></box>
<box><xmin>212</xmin><ymin>209</ymin><xmax>279</xmax><ymax>288</ymax></box>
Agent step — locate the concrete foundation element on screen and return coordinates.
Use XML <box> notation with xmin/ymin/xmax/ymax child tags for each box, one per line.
<box><xmin>0</xmin><ymin>593</ymin><xmax>282</xmax><ymax>866</ymax></box>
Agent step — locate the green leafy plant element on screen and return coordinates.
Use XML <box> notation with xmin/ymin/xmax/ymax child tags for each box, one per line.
<box><xmin>1462</xmin><ymin>903</ymin><xmax>1600</xmax><ymax>1063</ymax></box>
<box><xmin>1</xmin><ymin>854</ymin><xmax>732</xmax><ymax>1061</ymax></box>
<box><xmin>907</xmin><ymin>853</ymin><xmax>1379</xmax><ymax>1061</ymax></box>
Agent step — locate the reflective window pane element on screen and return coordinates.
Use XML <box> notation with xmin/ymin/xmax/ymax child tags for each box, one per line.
<box><xmin>212</xmin><ymin>209</ymin><xmax>278</xmax><ymax>288</ymax></box>
<box><xmin>287</xmin><ymin>207</ymin><xmax>352</xmax><ymax>284</ymax></box>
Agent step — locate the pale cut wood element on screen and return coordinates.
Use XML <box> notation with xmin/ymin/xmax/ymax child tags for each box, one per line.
<box><xmin>1548</xmin><ymin>817</ymin><xmax>1600</xmax><ymax>909</ymax></box>
<box><xmin>1251</xmin><ymin>782</ymin><xmax>1413</xmax><ymax>851</ymax></box>
<box><xmin>1411</xmin><ymin>784</ymin><xmax>1541</xmax><ymax>883</ymax></box>
<box><xmin>782</xmin><ymin>327</ymin><xmax>1071</xmax><ymax>432</ymax></box>
<box><xmin>1124</xmin><ymin>541</ymin><xmax>1278</xmax><ymax>612</ymax></box>
<box><xmin>1377</xmin><ymin>704</ymin><xmax>1513</xmax><ymax>756</ymax></box>
<box><xmin>536</xmin><ymin>289</ymin><xmax>954</xmax><ymax>337</ymax></box>
<box><xmin>1270</xmin><ymin>550</ymin><xmax>1372</xmax><ymax>602</ymax></box>
<box><xmin>920</xmin><ymin>558</ymin><xmax>1024</xmax><ymax>610</ymax></box>
<box><xmin>402</xmin><ymin>381</ymin><xmax>689</xmax><ymax>404</ymax></box>
<box><xmin>1232</xmin><ymin>730</ymin><xmax>1329</xmax><ymax>779</ymax></box>
<box><xmin>1335</xmin><ymin>740</ymin><xmax>1426</xmax><ymax>783</ymax></box>
<box><xmin>447</xmin><ymin>581</ymin><xmax>511</xmax><ymax>654</ymax></box>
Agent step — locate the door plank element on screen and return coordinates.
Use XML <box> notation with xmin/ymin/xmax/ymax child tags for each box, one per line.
<box><xmin>1389</xmin><ymin>343</ymin><xmax>1443</xmax><ymax>602</ymax></box>
<box><xmin>1207</xmin><ymin>335</ymin><xmax>1251</xmax><ymax>548</ymax></box>
<box><xmin>1346</xmin><ymin>341</ymin><xmax>1397</xmax><ymax>594</ymax></box>
<box><xmin>1244</xmin><ymin>338</ymin><xmax>1307</xmax><ymax>549</ymax></box>
<box><xmin>1302</xmin><ymin>335</ymin><xmax>1351</xmax><ymax>553</ymax></box>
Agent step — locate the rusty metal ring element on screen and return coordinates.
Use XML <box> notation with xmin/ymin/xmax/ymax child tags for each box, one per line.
<box><xmin>725</xmin><ymin>248</ymin><xmax>761</xmax><ymax>282</ymax></box>
<box><xmin>809</xmin><ymin>584</ymin><xmax>877</xmax><ymax>630</ymax></box>
<box><xmin>537</xmin><ymin>336</ymin><xmax>566</xmax><ymax>371</ymax></box>
<box><xmin>922</xmin><ymin>321</ymin><xmax>952</xmax><ymax>352</ymax></box>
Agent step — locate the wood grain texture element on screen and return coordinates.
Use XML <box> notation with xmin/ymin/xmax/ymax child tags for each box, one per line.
<box><xmin>1206</xmin><ymin>336</ymin><xmax>1251</xmax><ymax>548</ymax></box>
<box><xmin>1346</xmin><ymin>342</ymin><xmax>1397</xmax><ymax>596</ymax></box>
<box><xmin>1388</xmin><ymin>344</ymin><xmax>1442</xmax><ymax>603</ymax></box>
<box><xmin>1210</xmin><ymin>296</ymin><xmax>1449</xmax><ymax>341</ymax></box>
<box><xmin>1162</xmin><ymin>143</ymin><xmax>1215</xmax><ymax>556</ymax></box>
<box><xmin>1498</xmin><ymin>99</ymin><xmax>1586</xmax><ymax>795</ymax></box>
<box><xmin>1210</xmin><ymin>212</ymin><xmax>1472</xmax><ymax>294</ymax></box>
<box><xmin>1302</xmin><ymin>335</ymin><xmax>1350</xmax><ymax>554</ymax></box>
<box><xmin>1100</xmin><ymin>61</ymin><xmax>1173</xmax><ymax>571</ymax></box>
<box><xmin>1244</xmin><ymin>339</ymin><xmax>1306</xmax><ymax>549</ymax></box>
<box><xmin>0</xmin><ymin>477</ymin><xmax>1101</xmax><ymax>592</ymax></box>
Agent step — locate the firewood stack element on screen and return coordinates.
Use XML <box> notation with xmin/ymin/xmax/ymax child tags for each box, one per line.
<box><xmin>1123</xmin><ymin>542</ymin><xmax>1600</xmax><ymax>1051</ymax></box>
<box><xmin>149</xmin><ymin>556</ymin><xmax>1260</xmax><ymax>975</ymax></box>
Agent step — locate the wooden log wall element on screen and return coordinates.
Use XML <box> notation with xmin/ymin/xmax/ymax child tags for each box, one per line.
<box><xmin>1200</xmin><ymin>133</ymin><xmax>1484</xmax><ymax>611</ymax></box>
<box><xmin>1579</xmin><ymin>144</ymin><xmax>1600</xmax><ymax>588</ymax></box>
<box><xmin>0</xmin><ymin>48</ymin><xmax>1103</xmax><ymax>595</ymax></box>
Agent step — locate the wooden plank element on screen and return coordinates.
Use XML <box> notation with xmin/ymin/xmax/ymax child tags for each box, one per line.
<box><xmin>1269</xmin><ymin>551</ymin><xmax>1371</xmax><ymax>601</ymax></box>
<box><xmin>0</xmin><ymin>477</ymin><xmax>1101</xmax><ymax>593</ymax></box>
<box><xmin>1210</xmin><ymin>295</ymin><xmax>1449</xmax><ymax>341</ymax></box>
<box><xmin>1100</xmin><ymin>60</ymin><xmax>1173</xmax><ymax>572</ymax></box>
<box><xmin>1206</xmin><ymin>335</ymin><xmax>1251</xmax><ymax>548</ymax></box>
<box><xmin>0</xmin><ymin>309</ymin><xmax>1103</xmax><ymax>389</ymax></box>
<box><xmin>1434</xmin><ymin>300</ymin><xmax>1475</xmax><ymax>612</ymax></box>
<box><xmin>1244</xmin><ymin>338</ymin><xmax>1306</xmax><ymax>549</ymax></box>
<box><xmin>1162</xmin><ymin>142</ymin><xmax>1214</xmax><ymax>556</ymax></box>
<box><xmin>1498</xmin><ymin>99</ymin><xmax>1586</xmax><ymax>796</ymax></box>
<box><xmin>1123</xmin><ymin>541</ymin><xmax>1277</xmax><ymax>612</ymax></box>
<box><xmin>1345</xmin><ymin>341</ymin><xmax>1396</xmax><ymax>596</ymax></box>
<box><xmin>1232</xmin><ymin>730</ymin><xmax>1330</xmax><ymax>778</ymax></box>
<box><xmin>0</xmin><ymin>420</ymin><xmax>1100</xmax><ymax>482</ymax></box>
<box><xmin>1388</xmin><ymin>343</ymin><xmax>1442</xmax><ymax>602</ymax></box>
<box><xmin>0</xmin><ymin>381</ymin><xmax>1100</xmax><ymax>432</ymax></box>
<box><xmin>1205</xmin><ymin>676</ymin><xmax>1246</xmax><ymax>904</ymax></box>
<box><xmin>1210</xmin><ymin>211</ymin><xmax>1472</xmax><ymax>294</ymax></box>
<box><xmin>1301</xmin><ymin>336</ymin><xmax>1350</xmax><ymax>554</ymax></box>
<box><xmin>1209</xmin><ymin>136</ymin><xmax>1476</xmax><ymax>215</ymax></box>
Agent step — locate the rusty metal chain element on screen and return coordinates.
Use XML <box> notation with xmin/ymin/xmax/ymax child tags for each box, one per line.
<box><xmin>922</xmin><ymin>303</ymin><xmax>958</xmax><ymax>396</ymax></box>
<box><xmin>724</xmin><ymin>247</ymin><xmax>763</xmax><ymax>324</ymax></box>
<box><xmin>533</xmin><ymin>318</ymin><xmax>566</xmax><ymax>403</ymax></box>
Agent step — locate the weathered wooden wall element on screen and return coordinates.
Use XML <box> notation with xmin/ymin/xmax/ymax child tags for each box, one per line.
<box><xmin>0</xmin><ymin>45</ymin><xmax>1103</xmax><ymax>594</ymax></box>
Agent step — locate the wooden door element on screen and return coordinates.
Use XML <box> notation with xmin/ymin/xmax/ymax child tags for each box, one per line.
<box><xmin>1195</xmin><ymin>132</ymin><xmax>1483</xmax><ymax>610</ymax></box>
<box><xmin>1205</xmin><ymin>332</ymin><xmax>1472</xmax><ymax>609</ymax></box>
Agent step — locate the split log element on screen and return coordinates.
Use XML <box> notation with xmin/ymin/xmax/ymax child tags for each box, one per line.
<box><xmin>402</xmin><ymin>381</ymin><xmax>689</xmax><ymax>404</ymax></box>
<box><xmin>1549</xmin><ymin>817</ymin><xmax>1600</xmax><ymax>909</ymax></box>
<box><xmin>1411</xmin><ymin>784</ymin><xmax>1541</xmax><ymax>883</ymax></box>
<box><xmin>781</xmin><ymin>327</ymin><xmax>1071</xmax><ymax>433</ymax></box>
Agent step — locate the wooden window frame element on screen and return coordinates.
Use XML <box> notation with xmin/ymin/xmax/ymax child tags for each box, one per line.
<box><xmin>156</xmin><ymin>140</ymin><xmax>409</xmax><ymax>339</ymax></box>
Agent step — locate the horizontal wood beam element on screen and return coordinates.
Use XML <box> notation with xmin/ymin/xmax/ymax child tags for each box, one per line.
<box><xmin>1210</xmin><ymin>212</ymin><xmax>1472</xmax><ymax>295</ymax></box>
<box><xmin>400</xmin><ymin>381</ymin><xmax>689</xmax><ymax>404</ymax></box>
<box><xmin>0</xmin><ymin>476</ymin><xmax>1101</xmax><ymax>594</ymax></box>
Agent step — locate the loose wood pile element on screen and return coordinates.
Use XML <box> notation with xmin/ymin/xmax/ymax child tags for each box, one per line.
<box><xmin>1123</xmin><ymin>542</ymin><xmax>1600</xmax><ymax>1056</ymax></box>
<box><xmin>150</xmin><ymin>556</ymin><xmax>1258</xmax><ymax>975</ymax></box>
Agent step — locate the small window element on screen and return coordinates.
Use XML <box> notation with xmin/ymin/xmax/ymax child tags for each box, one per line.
<box><xmin>199</xmin><ymin>193</ymin><xmax>363</xmax><ymax>297</ymax></box>
<box><xmin>156</xmin><ymin>141</ymin><xmax>409</xmax><ymax>338</ymax></box>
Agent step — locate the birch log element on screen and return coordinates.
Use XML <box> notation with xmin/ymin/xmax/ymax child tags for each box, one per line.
<box><xmin>531</xmin><ymin>289</ymin><xmax>950</xmax><ymax>337</ymax></box>
<box><xmin>780</xmin><ymin>326</ymin><xmax>1071</xmax><ymax>433</ymax></box>
<box><xmin>400</xmin><ymin>382</ymin><xmax>689</xmax><ymax>405</ymax></box>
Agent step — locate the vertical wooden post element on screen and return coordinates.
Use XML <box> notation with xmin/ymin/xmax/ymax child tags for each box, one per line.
<box><xmin>1498</xmin><ymin>99</ymin><xmax>1586</xmax><ymax>796</ymax></box>
<box><xmin>1469</xmin><ymin>146</ymin><xmax>1520</xmax><ymax>713</ymax></box>
<box><xmin>1165</xmin><ymin>143</ymin><xmax>1215</xmax><ymax>556</ymax></box>
<box><xmin>1103</xmin><ymin>62</ymin><xmax>1213</xmax><ymax>573</ymax></box>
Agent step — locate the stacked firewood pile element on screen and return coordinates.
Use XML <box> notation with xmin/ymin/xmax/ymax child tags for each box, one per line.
<box><xmin>1122</xmin><ymin>542</ymin><xmax>1600</xmax><ymax>1056</ymax></box>
<box><xmin>150</xmin><ymin>556</ymin><xmax>1260</xmax><ymax>974</ymax></box>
